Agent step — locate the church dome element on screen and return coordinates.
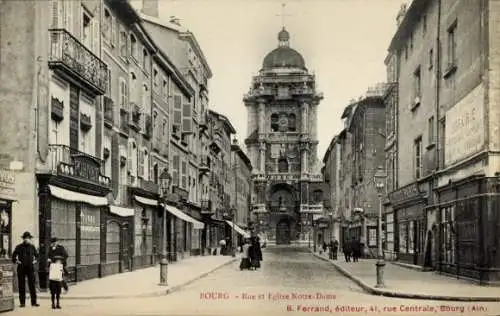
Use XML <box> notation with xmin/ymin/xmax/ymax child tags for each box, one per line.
<box><xmin>262</xmin><ymin>28</ymin><xmax>306</xmax><ymax>70</ymax></box>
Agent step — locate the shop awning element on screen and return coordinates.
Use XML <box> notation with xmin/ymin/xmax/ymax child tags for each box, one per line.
<box><xmin>225</xmin><ymin>220</ymin><xmax>250</xmax><ymax>238</ymax></box>
<box><xmin>166</xmin><ymin>206</ymin><xmax>204</xmax><ymax>229</ymax></box>
<box><xmin>109</xmin><ymin>205</ymin><xmax>134</xmax><ymax>217</ymax></box>
<box><xmin>134</xmin><ymin>195</ymin><xmax>158</xmax><ymax>207</ymax></box>
<box><xmin>48</xmin><ymin>185</ymin><xmax>108</xmax><ymax>206</ymax></box>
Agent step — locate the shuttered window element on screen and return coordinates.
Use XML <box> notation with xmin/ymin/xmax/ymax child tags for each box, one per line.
<box><xmin>181</xmin><ymin>160</ymin><xmax>187</xmax><ymax>189</ymax></box>
<box><xmin>138</xmin><ymin>148</ymin><xmax>145</xmax><ymax>178</ymax></box>
<box><xmin>119</xmin><ymin>78</ymin><xmax>128</xmax><ymax>109</ymax></box>
<box><xmin>182</xmin><ymin>96</ymin><xmax>193</xmax><ymax>134</ymax></box>
<box><xmin>172</xmin><ymin>155</ymin><xmax>180</xmax><ymax>186</ymax></box>
<box><xmin>173</xmin><ymin>95</ymin><xmax>182</xmax><ymax>135</ymax></box>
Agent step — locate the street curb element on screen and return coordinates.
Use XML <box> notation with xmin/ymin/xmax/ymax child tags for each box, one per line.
<box><xmin>28</xmin><ymin>258</ymin><xmax>237</xmax><ymax>300</ymax></box>
<box><xmin>311</xmin><ymin>252</ymin><xmax>500</xmax><ymax>302</ymax></box>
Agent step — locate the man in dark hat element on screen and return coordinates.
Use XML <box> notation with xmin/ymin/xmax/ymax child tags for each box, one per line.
<box><xmin>12</xmin><ymin>231</ymin><xmax>39</xmax><ymax>307</ymax></box>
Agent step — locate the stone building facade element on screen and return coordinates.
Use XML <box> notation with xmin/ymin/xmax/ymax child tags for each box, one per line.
<box><xmin>0</xmin><ymin>0</ymin><xmax>249</xmax><ymax>304</ymax></box>
<box><xmin>386</xmin><ymin>0</ymin><xmax>500</xmax><ymax>284</ymax></box>
<box><xmin>244</xmin><ymin>28</ymin><xmax>324</xmax><ymax>245</ymax></box>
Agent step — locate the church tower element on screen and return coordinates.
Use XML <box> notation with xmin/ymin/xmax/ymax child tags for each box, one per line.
<box><xmin>244</xmin><ymin>28</ymin><xmax>324</xmax><ymax>245</ymax></box>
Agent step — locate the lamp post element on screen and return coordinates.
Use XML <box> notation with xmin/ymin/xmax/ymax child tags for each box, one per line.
<box><xmin>373</xmin><ymin>165</ymin><xmax>387</xmax><ymax>288</ymax></box>
<box><xmin>159</xmin><ymin>169</ymin><xmax>172</xmax><ymax>286</ymax></box>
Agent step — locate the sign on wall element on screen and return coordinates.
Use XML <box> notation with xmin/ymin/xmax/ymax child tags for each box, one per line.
<box><xmin>445</xmin><ymin>84</ymin><xmax>485</xmax><ymax>166</ymax></box>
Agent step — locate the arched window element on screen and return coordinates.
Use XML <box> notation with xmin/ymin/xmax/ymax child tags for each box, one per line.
<box><xmin>271</xmin><ymin>113</ymin><xmax>279</xmax><ymax>132</ymax></box>
<box><xmin>288</xmin><ymin>113</ymin><xmax>296</xmax><ymax>132</ymax></box>
<box><xmin>278</xmin><ymin>158</ymin><xmax>288</xmax><ymax>173</ymax></box>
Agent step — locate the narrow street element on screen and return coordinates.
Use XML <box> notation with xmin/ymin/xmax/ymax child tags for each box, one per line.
<box><xmin>6</xmin><ymin>247</ymin><xmax>499</xmax><ymax>316</ymax></box>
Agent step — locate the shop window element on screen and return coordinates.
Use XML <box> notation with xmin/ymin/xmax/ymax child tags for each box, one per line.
<box><xmin>441</xmin><ymin>206</ymin><xmax>456</xmax><ymax>265</ymax></box>
<box><xmin>399</xmin><ymin>222</ymin><xmax>408</xmax><ymax>254</ymax></box>
<box><xmin>51</xmin><ymin>200</ymin><xmax>77</xmax><ymax>268</ymax></box>
<box><xmin>0</xmin><ymin>205</ymin><xmax>11</xmax><ymax>258</ymax></box>
<box><xmin>80</xmin><ymin>204</ymin><xmax>101</xmax><ymax>266</ymax></box>
<box><xmin>106</xmin><ymin>221</ymin><xmax>120</xmax><ymax>263</ymax></box>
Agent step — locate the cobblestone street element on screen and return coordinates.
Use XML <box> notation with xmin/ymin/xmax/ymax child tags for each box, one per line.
<box><xmin>5</xmin><ymin>247</ymin><xmax>500</xmax><ymax>316</ymax></box>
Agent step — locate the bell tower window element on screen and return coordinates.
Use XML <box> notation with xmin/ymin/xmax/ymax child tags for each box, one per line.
<box><xmin>278</xmin><ymin>158</ymin><xmax>289</xmax><ymax>173</ymax></box>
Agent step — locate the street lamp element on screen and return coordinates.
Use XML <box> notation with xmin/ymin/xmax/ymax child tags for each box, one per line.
<box><xmin>373</xmin><ymin>165</ymin><xmax>387</xmax><ymax>288</ymax></box>
<box><xmin>159</xmin><ymin>169</ymin><xmax>172</xmax><ymax>286</ymax></box>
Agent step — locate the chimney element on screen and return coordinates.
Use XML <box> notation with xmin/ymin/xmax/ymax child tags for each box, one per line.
<box><xmin>142</xmin><ymin>0</ymin><xmax>159</xmax><ymax>18</ymax></box>
<box><xmin>396</xmin><ymin>3</ymin><xmax>407</xmax><ymax>27</ymax></box>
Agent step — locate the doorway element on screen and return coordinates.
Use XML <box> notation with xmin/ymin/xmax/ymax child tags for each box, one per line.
<box><xmin>276</xmin><ymin>220</ymin><xmax>291</xmax><ymax>245</ymax></box>
<box><xmin>120</xmin><ymin>224</ymin><xmax>131</xmax><ymax>272</ymax></box>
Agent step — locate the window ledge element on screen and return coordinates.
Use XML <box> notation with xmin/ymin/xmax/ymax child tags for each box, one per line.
<box><xmin>443</xmin><ymin>64</ymin><xmax>457</xmax><ymax>79</ymax></box>
<box><xmin>426</xmin><ymin>143</ymin><xmax>436</xmax><ymax>150</ymax></box>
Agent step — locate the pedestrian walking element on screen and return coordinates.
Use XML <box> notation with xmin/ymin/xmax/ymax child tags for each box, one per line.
<box><xmin>12</xmin><ymin>231</ymin><xmax>39</xmax><ymax>308</ymax></box>
<box><xmin>352</xmin><ymin>237</ymin><xmax>361</xmax><ymax>262</ymax></box>
<box><xmin>48</xmin><ymin>255</ymin><xmax>64</xmax><ymax>309</ymax></box>
<box><xmin>239</xmin><ymin>238</ymin><xmax>251</xmax><ymax>270</ymax></box>
<box><xmin>249</xmin><ymin>236</ymin><xmax>262</xmax><ymax>270</ymax></box>
<box><xmin>342</xmin><ymin>238</ymin><xmax>351</xmax><ymax>262</ymax></box>
<box><xmin>47</xmin><ymin>237</ymin><xmax>69</xmax><ymax>308</ymax></box>
<box><xmin>219</xmin><ymin>239</ymin><xmax>226</xmax><ymax>256</ymax></box>
<box><xmin>322</xmin><ymin>242</ymin><xmax>327</xmax><ymax>254</ymax></box>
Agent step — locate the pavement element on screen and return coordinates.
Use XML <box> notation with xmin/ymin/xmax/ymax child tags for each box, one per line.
<box><xmin>6</xmin><ymin>245</ymin><xmax>500</xmax><ymax>316</ymax></box>
<box><xmin>312</xmin><ymin>250</ymin><xmax>500</xmax><ymax>302</ymax></box>
<box><xmin>18</xmin><ymin>255</ymin><xmax>236</xmax><ymax>300</ymax></box>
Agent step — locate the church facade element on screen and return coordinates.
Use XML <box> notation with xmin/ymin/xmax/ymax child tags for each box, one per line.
<box><xmin>244</xmin><ymin>28</ymin><xmax>324</xmax><ymax>245</ymax></box>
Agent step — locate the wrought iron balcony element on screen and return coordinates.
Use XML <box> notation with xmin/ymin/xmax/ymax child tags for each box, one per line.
<box><xmin>199</xmin><ymin>156</ymin><xmax>210</xmax><ymax>174</ymax></box>
<box><xmin>172</xmin><ymin>185</ymin><xmax>189</xmax><ymax>201</ymax></box>
<box><xmin>128</xmin><ymin>103</ymin><xmax>141</xmax><ymax>131</ymax></box>
<box><xmin>80</xmin><ymin>113</ymin><xmax>92</xmax><ymax>131</ymax></box>
<box><xmin>201</xmin><ymin>199</ymin><xmax>213</xmax><ymax>214</ymax></box>
<box><xmin>51</xmin><ymin>97</ymin><xmax>64</xmax><ymax>122</ymax></box>
<box><xmin>104</xmin><ymin>96</ymin><xmax>114</xmax><ymax>127</ymax></box>
<box><xmin>129</xmin><ymin>177</ymin><xmax>159</xmax><ymax>194</ymax></box>
<box><xmin>44</xmin><ymin>144</ymin><xmax>110</xmax><ymax>187</ymax></box>
<box><xmin>48</xmin><ymin>29</ymin><xmax>108</xmax><ymax>95</ymax></box>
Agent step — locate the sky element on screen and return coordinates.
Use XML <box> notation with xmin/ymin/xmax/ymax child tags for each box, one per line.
<box><xmin>132</xmin><ymin>0</ymin><xmax>406</xmax><ymax>160</ymax></box>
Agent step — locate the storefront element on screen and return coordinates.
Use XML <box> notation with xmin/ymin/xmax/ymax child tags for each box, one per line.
<box><xmin>131</xmin><ymin>195</ymin><xmax>158</xmax><ymax>269</ymax></box>
<box><xmin>102</xmin><ymin>205</ymin><xmax>134</xmax><ymax>277</ymax></box>
<box><xmin>165</xmin><ymin>204</ymin><xmax>204</xmax><ymax>260</ymax></box>
<box><xmin>388</xmin><ymin>181</ymin><xmax>428</xmax><ymax>266</ymax></box>
<box><xmin>433</xmin><ymin>175</ymin><xmax>500</xmax><ymax>283</ymax></box>
<box><xmin>37</xmin><ymin>182</ymin><xmax>110</xmax><ymax>288</ymax></box>
<box><xmin>383</xmin><ymin>202</ymin><xmax>397</xmax><ymax>260</ymax></box>
<box><xmin>0</xmin><ymin>169</ymin><xmax>16</xmax><ymax>312</ymax></box>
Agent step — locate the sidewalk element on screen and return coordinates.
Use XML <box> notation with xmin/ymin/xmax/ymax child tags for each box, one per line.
<box><xmin>21</xmin><ymin>255</ymin><xmax>236</xmax><ymax>300</ymax></box>
<box><xmin>312</xmin><ymin>251</ymin><xmax>500</xmax><ymax>302</ymax></box>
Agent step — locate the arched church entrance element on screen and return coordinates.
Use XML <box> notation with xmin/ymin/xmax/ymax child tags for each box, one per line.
<box><xmin>276</xmin><ymin>218</ymin><xmax>291</xmax><ymax>245</ymax></box>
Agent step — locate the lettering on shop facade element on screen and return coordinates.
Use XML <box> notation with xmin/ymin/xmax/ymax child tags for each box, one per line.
<box><xmin>0</xmin><ymin>169</ymin><xmax>16</xmax><ymax>200</ymax></box>
<box><xmin>388</xmin><ymin>182</ymin><xmax>422</xmax><ymax>206</ymax></box>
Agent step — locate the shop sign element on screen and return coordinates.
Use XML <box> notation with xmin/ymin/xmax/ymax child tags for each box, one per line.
<box><xmin>445</xmin><ymin>84</ymin><xmax>485</xmax><ymax>166</ymax></box>
<box><xmin>388</xmin><ymin>182</ymin><xmax>422</xmax><ymax>206</ymax></box>
<box><xmin>0</xmin><ymin>169</ymin><xmax>16</xmax><ymax>200</ymax></box>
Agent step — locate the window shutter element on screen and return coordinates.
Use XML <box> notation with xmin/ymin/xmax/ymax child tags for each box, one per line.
<box><xmin>182</xmin><ymin>99</ymin><xmax>193</xmax><ymax>134</ymax></box>
<box><xmin>111</xmin><ymin>17</ymin><xmax>116</xmax><ymax>45</ymax></box>
<box><xmin>172</xmin><ymin>155</ymin><xmax>180</xmax><ymax>186</ymax></box>
<box><xmin>132</xmin><ymin>144</ymin><xmax>138</xmax><ymax>176</ymax></box>
<box><xmin>127</xmin><ymin>142</ymin><xmax>132</xmax><ymax>172</ymax></box>
<box><xmin>144</xmin><ymin>151</ymin><xmax>149</xmax><ymax>180</ymax></box>
<box><xmin>181</xmin><ymin>161</ymin><xmax>187</xmax><ymax>189</ymax></box>
<box><xmin>138</xmin><ymin>149</ymin><xmax>145</xmax><ymax>178</ymax></box>
<box><xmin>51</xmin><ymin>0</ymin><xmax>60</xmax><ymax>28</ymax></box>
<box><xmin>173</xmin><ymin>95</ymin><xmax>182</xmax><ymax>133</ymax></box>
<box><xmin>92</xmin><ymin>17</ymin><xmax>100</xmax><ymax>54</ymax></box>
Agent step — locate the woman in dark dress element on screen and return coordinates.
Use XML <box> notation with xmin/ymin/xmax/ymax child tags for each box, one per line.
<box><xmin>239</xmin><ymin>239</ymin><xmax>251</xmax><ymax>270</ymax></box>
<box><xmin>250</xmin><ymin>237</ymin><xmax>263</xmax><ymax>270</ymax></box>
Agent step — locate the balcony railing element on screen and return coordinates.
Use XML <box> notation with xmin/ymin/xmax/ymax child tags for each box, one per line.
<box><xmin>201</xmin><ymin>199</ymin><xmax>213</xmax><ymax>214</ymax></box>
<box><xmin>48</xmin><ymin>29</ymin><xmax>108</xmax><ymax>95</ymax></box>
<box><xmin>129</xmin><ymin>177</ymin><xmax>159</xmax><ymax>194</ymax></box>
<box><xmin>51</xmin><ymin>97</ymin><xmax>64</xmax><ymax>122</ymax></box>
<box><xmin>172</xmin><ymin>186</ymin><xmax>189</xmax><ymax>201</ymax></box>
<box><xmin>45</xmin><ymin>144</ymin><xmax>110</xmax><ymax>187</ymax></box>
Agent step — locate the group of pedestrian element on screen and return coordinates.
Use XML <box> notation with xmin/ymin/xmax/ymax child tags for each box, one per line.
<box><xmin>321</xmin><ymin>240</ymin><xmax>339</xmax><ymax>260</ymax></box>
<box><xmin>342</xmin><ymin>237</ymin><xmax>362</xmax><ymax>262</ymax></box>
<box><xmin>11</xmin><ymin>231</ymin><xmax>69</xmax><ymax>309</ymax></box>
<box><xmin>239</xmin><ymin>236</ymin><xmax>263</xmax><ymax>271</ymax></box>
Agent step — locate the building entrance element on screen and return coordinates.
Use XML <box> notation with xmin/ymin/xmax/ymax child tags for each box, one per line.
<box><xmin>276</xmin><ymin>220</ymin><xmax>291</xmax><ymax>245</ymax></box>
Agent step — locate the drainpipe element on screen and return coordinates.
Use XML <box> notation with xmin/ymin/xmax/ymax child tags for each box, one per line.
<box><xmin>435</xmin><ymin>0</ymin><xmax>442</xmax><ymax>272</ymax></box>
